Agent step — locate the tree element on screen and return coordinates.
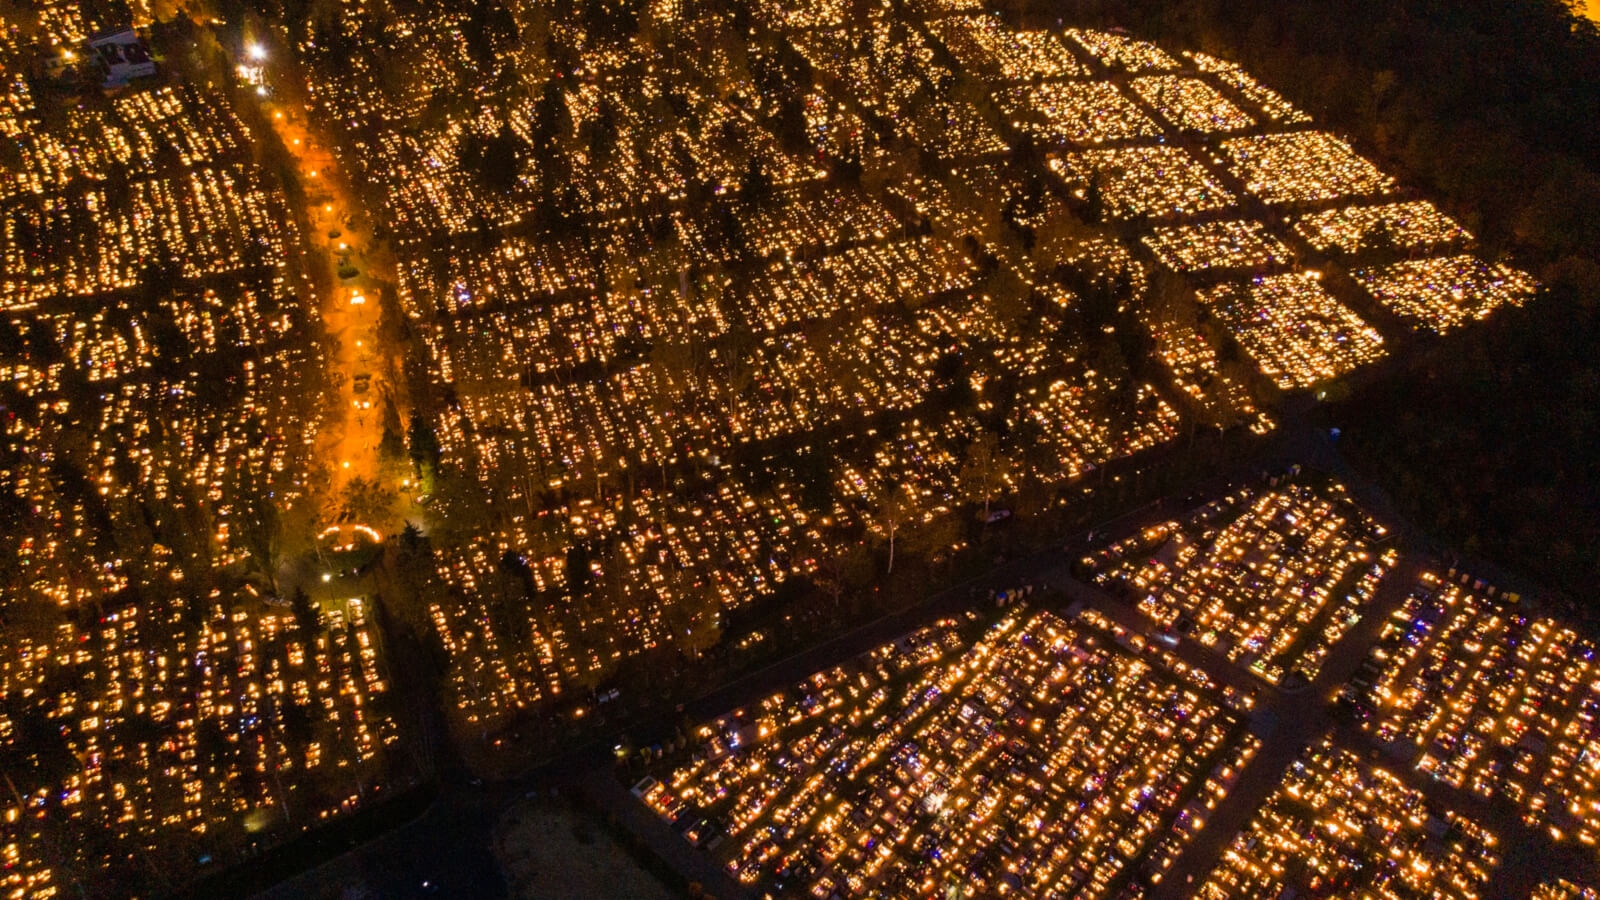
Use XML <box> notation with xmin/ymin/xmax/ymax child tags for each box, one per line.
<box><xmin>528</xmin><ymin>79</ymin><xmax>570</xmax><ymax>174</ymax></box>
<box><xmin>290</xmin><ymin>588</ymin><xmax>321</xmax><ymax>639</ymax></box>
<box><xmin>739</xmin><ymin>156</ymin><xmax>772</xmax><ymax>207</ymax></box>
<box><xmin>1</xmin><ymin>598</ymin><xmax>65</xmax><ymax>649</ymax></box>
<box><xmin>136</xmin><ymin>248</ymin><xmax>182</xmax><ymax>307</ymax></box>
<box><xmin>459</xmin><ymin>124</ymin><xmax>527</xmax><ymax>195</ymax></box>
<box><xmin>814</xmin><ymin>542</ymin><xmax>873</xmax><ymax>607</ymax></box>
<box><xmin>901</xmin><ymin>513</ymin><xmax>963</xmax><ymax>572</ymax></box>
<box><xmin>464</xmin><ymin>0</ymin><xmax>518</xmax><ymax>63</ymax></box>
<box><xmin>581</xmin><ymin>100</ymin><xmax>620</xmax><ymax>168</ymax></box>
<box><xmin>379</xmin><ymin>395</ymin><xmax>406</xmax><ymax>461</ymax></box>
<box><xmin>1082</xmin><ymin>172</ymin><xmax>1107</xmax><ymax>225</ymax></box>
<box><xmin>407</xmin><ymin>413</ymin><xmax>441</xmax><ymax>482</ymax></box>
<box><xmin>795</xmin><ymin>447</ymin><xmax>835</xmax><ymax>514</ymax></box>
<box><xmin>874</xmin><ymin>482</ymin><xmax>919</xmax><ymax>575</ymax></box>
<box><xmin>565</xmin><ymin>542</ymin><xmax>593</xmax><ymax>597</ymax></box>
<box><xmin>720</xmin><ymin>324</ymin><xmax>757</xmax><ymax>396</ymax></box>
<box><xmin>232</xmin><ymin>479</ymin><xmax>282</xmax><ymax>591</ymax></box>
<box><xmin>1361</xmin><ymin>217</ymin><xmax>1398</xmax><ymax>256</ymax></box>
<box><xmin>384</xmin><ymin>522</ymin><xmax>435</xmax><ymax>634</ymax></box>
<box><xmin>399</xmin><ymin>520</ymin><xmax>425</xmax><ymax>553</ymax></box>
<box><xmin>960</xmin><ymin>431</ymin><xmax>1013</xmax><ymax>520</ymax></box>
<box><xmin>861</xmin><ymin>143</ymin><xmax>917</xmax><ymax>197</ymax></box>
<box><xmin>774</xmin><ymin>92</ymin><xmax>809</xmax><ymax>154</ymax></box>
<box><xmin>981</xmin><ymin>264</ymin><xmax>1033</xmax><ymax>329</ymax></box>
<box><xmin>649</xmin><ymin>335</ymin><xmax>698</xmax><ymax>400</ymax></box>
<box><xmin>666</xmin><ymin>586</ymin><xmax>722</xmax><ymax>660</ymax></box>
<box><xmin>339</xmin><ymin>476</ymin><xmax>393</xmax><ymax>528</ymax></box>
<box><xmin>1145</xmin><ymin>267</ymin><xmax>1196</xmax><ymax>331</ymax></box>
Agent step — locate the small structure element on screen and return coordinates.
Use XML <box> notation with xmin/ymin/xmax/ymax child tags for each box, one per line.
<box><xmin>36</xmin><ymin>48</ymin><xmax>82</xmax><ymax>84</ymax></box>
<box><xmin>88</xmin><ymin>28</ymin><xmax>156</xmax><ymax>88</ymax></box>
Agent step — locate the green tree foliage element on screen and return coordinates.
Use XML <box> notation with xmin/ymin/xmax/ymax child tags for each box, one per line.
<box><xmin>457</xmin><ymin>123</ymin><xmax>528</xmax><ymax>195</ymax></box>
<box><xmin>289</xmin><ymin>587</ymin><xmax>321</xmax><ymax>639</ymax></box>
<box><xmin>379</xmin><ymin>395</ymin><xmax>407</xmax><ymax>461</ymax></box>
<box><xmin>338</xmin><ymin>475</ymin><xmax>392</xmax><ymax>527</ymax></box>
<box><xmin>959</xmin><ymin>431</ymin><xmax>1013</xmax><ymax>519</ymax></box>
<box><xmin>1333</xmin><ymin>270</ymin><xmax>1600</xmax><ymax>614</ymax></box>
<box><xmin>406</xmin><ymin>412</ymin><xmax>441</xmax><ymax>477</ymax></box>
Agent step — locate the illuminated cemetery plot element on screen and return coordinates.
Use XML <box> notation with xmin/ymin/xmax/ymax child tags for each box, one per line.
<box><xmin>1186</xmin><ymin>52</ymin><xmax>1313</xmax><ymax>124</ymax></box>
<box><xmin>1197</xmin><ymin>739</ymin><xmax>1500</xmax><ymax>900</ymax></box>
<box><xmin>1131</xmin><ymin>75</ymin><xmax>1256</xmax><ymax>134</ymax></box>
<box><xmin>998</xmin><ymin>82</ymin><xmax>1162</xmax><ymax>145</ymax></box>
<box><xmin>1348</xmin><ymin>573</ymin><xmax>1600</xmax><ymax>848</ymax></box>
<box><xmin>640</xmin><ymin>610</ymin><xmax>1249</xmax><ymax>900</ymax></box>
<box><xmin>1082</xmin><ymin>481</ymin><xmax>1398</xmax><ymax>685</ymax></box>
<box><xmin>1049</xmin><ymin>146</ymin><xmax>1236</xmax><ymax>220</ymax></box>
<box><xmin>928</xmin><ymin>16</ymin><xmax>1085</xmax><ymax>80</ymax></box>
<box><xmin>1142</xmin><ymin>220</ymin><xmax>1294</xmax><ymax>273</ymax></box>
<box><xmin>1067</xmin><ymin>28</ymin><xmax>1182</xmax><ymax>72</ymax></box>
<box><xmin>1352</xmin><ymin>255</ymin><xmax>1538</xmax><ymax>334</ymax></box>
<box><xmin>0</xmin><ymin>1</ymin><xmax>1556</xmax><ymax>890</ymax></box>
<box><xmin>1221</xmin><ymin>132</ymin><xmax>1396</xmax><ymax>205</ymax></box>
<box><xmin>1198</xmin><ymin>273</ymin><xmax>1386</xmax><ymax>389</ymax></box>
<box><xmin>1295</xmin><ymin>200</ymin><xmax>1471</xmax><ymax>255</ymax></box>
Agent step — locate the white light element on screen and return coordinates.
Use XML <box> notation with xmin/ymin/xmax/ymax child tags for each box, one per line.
<box><xmin>248</xmin><ymin>43</ymin><xmax>266</xmax><ymax>60</ymax></box>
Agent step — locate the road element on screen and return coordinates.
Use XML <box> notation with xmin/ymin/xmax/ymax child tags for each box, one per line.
<box><xmin>249</xmin><ymin>44</ymin><xmax>411</xmax><ymax>533</ymax></box>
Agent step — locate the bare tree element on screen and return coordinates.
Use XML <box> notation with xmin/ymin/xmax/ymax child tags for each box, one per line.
<box><xmin>875</xmin><ymin>482</ymin><xmax>919</xmax><ymax>575</ymax></box>
<box><xmin>960</xmin><ymin>431</ymin><xmax>1013</xmax><ymax>520</ymax></box>
<box><xmin>815</xmin><ymin>541</ymin><xmax>873</xmax><ymax>607</ymax></box>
